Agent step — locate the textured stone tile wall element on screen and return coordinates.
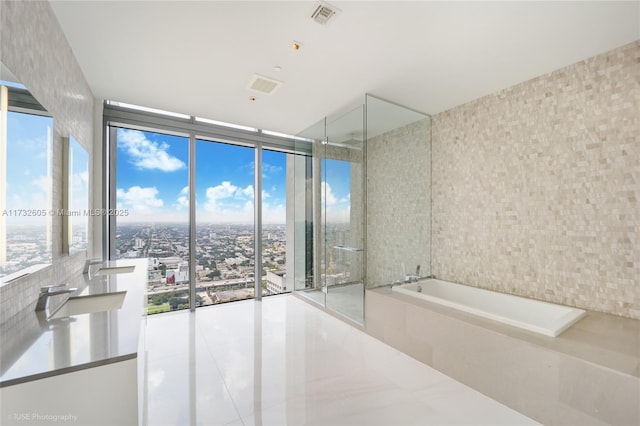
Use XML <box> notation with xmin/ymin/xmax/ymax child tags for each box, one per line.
<box><xmin>367</xmin><ymin>118</ymin><xmax>431</xmax><ymax>286</ymax></box>
<box><xmin>432</xmin><ymin>41</ymin><xmax>639</xmax><ymax>318</ymax></box>
<box><xmin>0</xmin><ymin>1</ymin><xmax>95</xmax><ymax>327</ymax></box>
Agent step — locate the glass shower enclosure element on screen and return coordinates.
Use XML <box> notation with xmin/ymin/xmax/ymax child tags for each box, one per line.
<box><xmin>293</xmin><ymin>95</ymin><xmax>431</xmax><ymax>326</ymax></box>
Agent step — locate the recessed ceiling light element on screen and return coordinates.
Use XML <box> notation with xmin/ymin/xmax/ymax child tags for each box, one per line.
<box><xmin>249</xmin><ymin>96</ymin><xmax>256</xmax><ymax>102</ymax></box>
<box><xmin>274</xmin><ymin>66</ymin><xmax>282</xmax><ymax>72</ymax></box>
<box><xmin>292</xmin><ymin>41</ymin><xmax>303</xmax><ymax>51</ymax></box>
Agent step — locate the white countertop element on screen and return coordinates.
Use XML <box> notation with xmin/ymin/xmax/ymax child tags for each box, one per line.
<box><xmin>0</xmin><ymin>259</ymin><xmax>147</xmax><ymax>387</ymax></box>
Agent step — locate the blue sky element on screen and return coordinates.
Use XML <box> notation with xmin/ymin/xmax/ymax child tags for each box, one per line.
<box><xmin>116</xmin><ymin>128</ymin><xmax>352</xmax><ymax>224</ymax></box>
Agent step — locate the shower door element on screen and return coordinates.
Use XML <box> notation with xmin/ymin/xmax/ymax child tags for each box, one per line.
<box><xmin>322</xmin><ymin>105</ymin><xmax>365</xmax><ymax>324</ymax></box>
<box><xmin>295</xmin><ymin>103</ymin><xmax>366</xmax><ymax>325</ymax></box>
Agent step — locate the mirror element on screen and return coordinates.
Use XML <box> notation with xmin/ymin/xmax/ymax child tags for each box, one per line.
<box><xmin>65</xmin><ymin>135</ymin><xmax>89</xmax><ymax>254</ymax></box>
<box><xmin>0</xmin><ymin>63</ymin><xmax>53</xmax><ymax>283</ymax></box>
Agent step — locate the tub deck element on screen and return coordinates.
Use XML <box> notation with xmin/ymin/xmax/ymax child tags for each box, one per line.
<box><xmin>366</xmin><ymin>286</ymin><xmax>639</xmax><ymax>426</ymax></box>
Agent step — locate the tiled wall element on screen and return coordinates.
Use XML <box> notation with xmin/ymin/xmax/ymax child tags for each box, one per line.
<box><xmin>432</xmin><ymin>41</ymin><xmax>639</xmax><ymax>319</ymax></box>
<box><xmin>0</xmin><ymin>1</ymin><xmax>95</xmax><ymax>327</ymax></box>
<box><xmin>367</xmin><ymin>118</ymin><xmax>431</xmax><ymax>286</ymax></box>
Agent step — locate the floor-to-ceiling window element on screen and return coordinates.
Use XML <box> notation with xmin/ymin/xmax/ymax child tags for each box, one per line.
<box><xmin>105</xmin><ymin>102</ymin><xmax>313</xmax><ymax>314</ymax></box>
<box><xmin>195</xmin><ymin>139</ymin><xmax>255</xmax><ymax>306</ymax></box>
<box><xmin>113</xmin><ymin>127</ymin><xmax>191</xmax><ymax>313</ymax></box>
<box><xmin>261</xmin><ymin>150</ymin><xmax>288</xmax><ymax>296</ymax></box>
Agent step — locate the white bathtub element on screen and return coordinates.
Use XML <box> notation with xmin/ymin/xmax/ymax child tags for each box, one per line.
<box><xmin>391</xmin><ymin>279</ymin><xmax>586</xmax><ymax>337</ymax></box>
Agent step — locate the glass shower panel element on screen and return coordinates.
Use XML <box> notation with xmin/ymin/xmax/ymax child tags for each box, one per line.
<box><xmin>365</xmin><ymin>95</ymin><xmax>431</xmax><ymax>287</ymax></box>
<box><xmin>292</xmin><ymin>95</ymin><xmax>429</xmax><ymax>326</ymax></box>
<box><xmin>294</xmin><ymin>118</ymin><xmax>325</xmax><ymax>307</ymax></box>
<box><xmin>324</xmin><ymin>105</ymin><xmax>365</xmax><ymax>324</ymax></box>
<box><xmin>289</xmin><ymin>152</ymin><xmax>313</xmax><ymax>293</ymax></box>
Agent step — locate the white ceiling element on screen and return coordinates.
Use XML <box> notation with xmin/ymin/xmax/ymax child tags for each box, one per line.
<box><xmin>49</xmin><ymin>1</ymin><xmax>639</xmax><ymax>135</ymax></box>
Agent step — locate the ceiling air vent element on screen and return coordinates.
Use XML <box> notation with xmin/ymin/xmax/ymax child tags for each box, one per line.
<box><xmin>246</xmin><ymin>74</ymin><xmax>282</xmax><ymax>95</ymax></box>
<box><xmin>311</xmin><ymin>1</ymin><xmax>340</xmax><ymax>25</ymax></box>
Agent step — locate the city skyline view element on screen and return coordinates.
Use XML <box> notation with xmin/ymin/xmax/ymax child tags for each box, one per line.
<box><xmin>117</xmin><ymin>220</ymin><xmax>289</xmax><ymax>313</ymax></box>
<box><xmin>113</xmin><ymin>125</ymin><xmax>357</xmax><ymax>314</ymax></box>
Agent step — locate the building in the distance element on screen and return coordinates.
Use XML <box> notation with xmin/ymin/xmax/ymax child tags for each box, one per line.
<box><xmin>266</xmin><ymin>270</ymin><xmax>287</xmax><ymax>295</ymax></box>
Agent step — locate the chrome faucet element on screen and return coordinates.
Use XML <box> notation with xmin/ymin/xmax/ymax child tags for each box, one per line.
<box><xmin>404</xmin><ymin>264</ymin><xmax>421</xmax><ymax>283</ymax></box>
<box><xmin>35</xmin><ymin>284</ymin><xmax>77</xmax><ymax>311</ymax></box>
<box><xmin>83</xmin><ymin>258</ymin><xmax>103</xmax><ymax>274</ymax></box>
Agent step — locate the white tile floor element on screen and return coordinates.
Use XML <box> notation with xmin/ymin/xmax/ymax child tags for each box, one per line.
<box><xmin>299</xmin><ymin>283</ymin><xmax>364</xmax><ymax>324</ymax></box>
<box><xmin>143</xmin><ymin>294</ymin><xmax>538</xmax><ymax>426</ymax></box>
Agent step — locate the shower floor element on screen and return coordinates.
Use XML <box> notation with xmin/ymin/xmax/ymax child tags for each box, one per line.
<box><xmin>299</xmin><ymin>283</ymin><xmax>364</xmax><ymax>324</ymax></box>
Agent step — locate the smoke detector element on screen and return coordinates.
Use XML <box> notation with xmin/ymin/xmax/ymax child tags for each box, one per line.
<box><xmin>311</xmin><ymin>1</ymin><xmax>340</xmax><ymax>25</ymax></box>
<box><xmin>246</xmin><ymin>74</ymin><xmax>282</xmax><ymax>95</ymax></box>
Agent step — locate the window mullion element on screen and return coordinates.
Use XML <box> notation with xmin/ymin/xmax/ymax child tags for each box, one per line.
<box><xmin>254</xmin><ymin>142</ymin><xmax>262</xmax><ymax>300</ymax></box>
<box><xmin>189</xmin><ymin>133</ymin><xmax>196</xmax><ymax>310</ymax></box>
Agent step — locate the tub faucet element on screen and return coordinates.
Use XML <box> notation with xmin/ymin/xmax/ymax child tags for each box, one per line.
<box><xmin>35</xmin><ymin>284</ymin><xmax>77</xmax><ymax>311</ymax></box>
<box><xmin>404</xmin><ymin>264</ymin><xmax>421</xmax><ymax>283</ymax></box>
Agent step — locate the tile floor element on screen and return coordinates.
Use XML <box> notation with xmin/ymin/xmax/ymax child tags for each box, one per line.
<box><xmin>143</xmin><ymin>294</ymin><xmax>538</xmax><ymax>426</ymax></box>
<box><xmin>298</xmin><ymin>283</ymin><xmax>364</xmax><ymax>324</ymax></box>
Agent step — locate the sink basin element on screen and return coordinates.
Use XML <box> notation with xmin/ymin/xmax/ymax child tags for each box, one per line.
<box><xmin>49</xmin><ymin>291</ymin><xmax>127</xmax><ymax>319</ymax></box>
<box><xmin>94</xmin><ymin>265</ymin><xmax>136</xmax><ymax>276</ymax></box>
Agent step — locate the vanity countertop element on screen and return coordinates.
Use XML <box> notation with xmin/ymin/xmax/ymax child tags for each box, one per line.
<box><xmin>0</xmin><ymin>259</ymin><xmax>147</xmax><ymax>387</ymax></box>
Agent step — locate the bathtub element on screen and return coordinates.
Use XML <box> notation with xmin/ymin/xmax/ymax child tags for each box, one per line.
<box><xmin>391</xmin><ymin>279</ymin><xmax>586</xmax><ymax>337</ymax></box>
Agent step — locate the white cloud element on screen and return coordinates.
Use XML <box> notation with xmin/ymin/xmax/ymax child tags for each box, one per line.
<box><xmin>31</xmin><ymin>175</ymin><xmax>51</xmax><ymax>193</ymax></box>
<box><xmin>118</xmin><ymin>129</ymin><xmax>185</xmax><ymax>171</ymax></box>
<box><xmin>79</xmin><ymin>171</ymin><xmax>89</xmax><ymax>185</ymax></box>
<box><xmin>117</xmin><ymin>186</ymin><xmax>164</xmax><ymax>215</ymax></box>
<box><xmin>201</xmin><ymin>198</ymin><xmax>254</xmax><ymax>224</ymax></box>
<box><xmin>241</xmin><ymin>161</ymin><xmax>283</xmax><ymax>179</ymax></box>
<box><xmin>193</xmin><ymin>179</ymin><xmax>288</xmax><ymax>224</ymax></box>
<box><xmin>339</xmin><ymin>193</ymin><xmax>350</xmax><ymax>203</ymax></box>
<box><xmin>5</xmin><ymin>181</ymin><xmax>49</xmax><ymax>225</ymax></box>
<box><xmin>206</xmin><ymin>181</ymin><xmax>238</xmax><ymax>201</ymax></box>
<box><xmin>200</xmin><ymin>181</ymin><xmax>259</xmax><ymax>224</ymax></box>
<box><xmin>321</xmin><ymin>181</ymin><xmax>337</xmax><ymax>205</ymax></box>
<box><xmin>240</xmin><ymin>185</ymin><xmax>254</xmax><ymax>198</ymax></box>
<box><xmin>263</xmin><ymin>162</ymin><xmax>283</xmax><ymax>175</ymax></box>
<box><xmin>176</xmin><ymin>186</ymin><xmax>189</xmax><ymax>209</ymax></box>
<box><xmin>263</xmin><ymin>202</ymin><xmax>285</xmax><ymax>224</ymax></box>
<box><xmin>320</xmin><ymin>182</ymin><xmax>351</xmax><ymax>223</ymax></box>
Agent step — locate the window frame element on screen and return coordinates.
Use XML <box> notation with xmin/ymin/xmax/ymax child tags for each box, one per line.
<box><xmin>104</xmin><ymin>101</ymin><xmax>312</xmax><ymax>310</ymax></box>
